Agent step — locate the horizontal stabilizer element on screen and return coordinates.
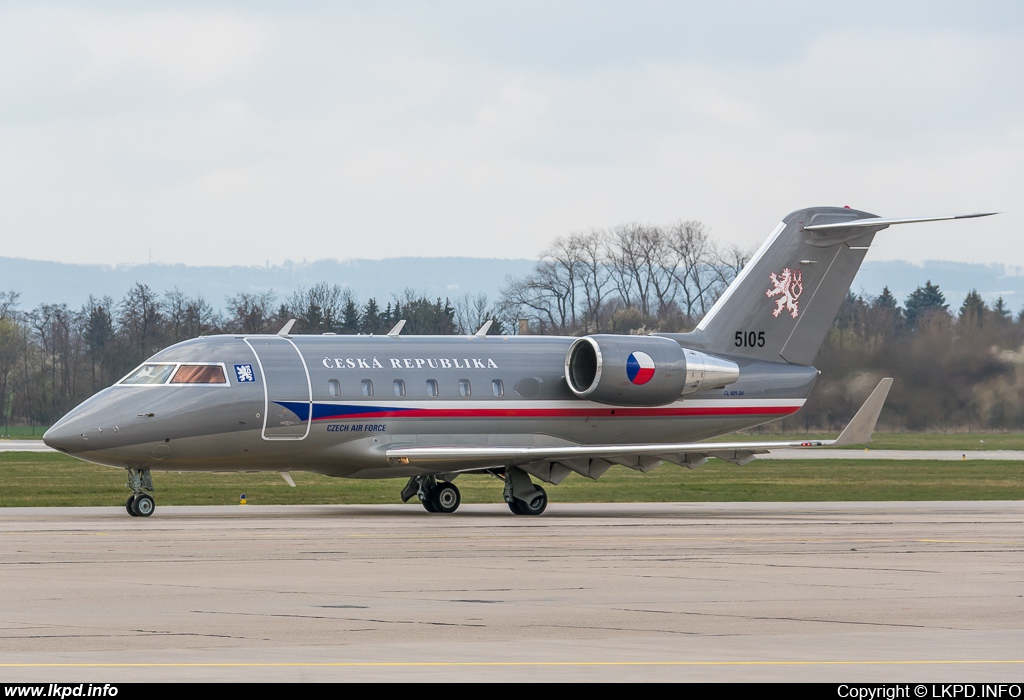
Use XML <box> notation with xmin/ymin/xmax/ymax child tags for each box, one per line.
<box><xmin>804</xmin><ymin>212</ymin><xmax>997</xmax><ymax>232</ymax></box>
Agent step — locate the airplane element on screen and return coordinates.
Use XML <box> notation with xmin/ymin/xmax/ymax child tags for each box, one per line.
<box><xmin>42</xmin><ymin>206</ymin><xmax>995</xmax><ymax>517</ymax></box>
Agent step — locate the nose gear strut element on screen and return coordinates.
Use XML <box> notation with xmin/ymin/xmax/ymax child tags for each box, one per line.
<box><xmin>125</xmin><ymin>468</ymin><xmax>155</xmax><ymax>517</ymax></box>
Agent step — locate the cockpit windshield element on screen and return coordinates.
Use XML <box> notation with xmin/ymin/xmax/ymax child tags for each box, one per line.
<box><xmin>120</xmin><ymin>363</ymin><xmax>176</xmax><ymax>385</ymax></box>
<box><xmin>119</xmin><ymin>363</ymin><xmax>228</xmax><ymax>386</ymax></box>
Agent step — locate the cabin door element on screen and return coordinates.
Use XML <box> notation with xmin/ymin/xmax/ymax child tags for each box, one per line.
<box><xmin>244</xmin><ymin>337</ymin><xmax>312</xmax><ymax>440</ymax></box>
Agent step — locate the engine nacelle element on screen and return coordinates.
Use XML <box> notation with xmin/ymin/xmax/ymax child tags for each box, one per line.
<box><xmin>564</xmin><ymin>335</ymin><xmax>740</xmax><ymax>406</ymax></box>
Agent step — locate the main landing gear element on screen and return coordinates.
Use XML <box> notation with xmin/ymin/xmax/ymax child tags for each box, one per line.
<box><xmin>502</xmin><ymin>467</ymin><xmax>547</xmax><ymax>516</ymax></box>
<box><xmin>400</xmin><ymin>468</ymin><xmax>548</xmax><ymax>516</ymax></box>
<box><xmin>401</xmin><ymin>475</ymin><xmax>462</xmax><ymax>514</ymax></box>
<box><xmin>124</xmin><ymin>468</ymin><xmax>155</xmax><ymax>517</ymax></box>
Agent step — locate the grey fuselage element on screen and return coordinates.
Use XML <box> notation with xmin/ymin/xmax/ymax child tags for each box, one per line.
<box><xmin>44</xmin><ymin>333</ymin><xmax>816</xmax><ymax>479</ymax></box>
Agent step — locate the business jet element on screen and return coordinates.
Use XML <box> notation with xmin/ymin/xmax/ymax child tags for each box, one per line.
<box><xmin>43</xmin><ymin>207</ymin><xmax>994</xmax><ymax>516</ymax></box>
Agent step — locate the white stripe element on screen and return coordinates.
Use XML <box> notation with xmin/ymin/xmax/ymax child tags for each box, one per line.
<box><xmin>696</xmin><ymin>221</ymin><xmax>786</xmax><ymax>332</ymax></box>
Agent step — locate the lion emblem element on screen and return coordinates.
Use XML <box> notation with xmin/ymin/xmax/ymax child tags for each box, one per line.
<box><xmin>766</xmin><ymin>268</ymin><xmax>804</xmax><ymax>318</ymax></box>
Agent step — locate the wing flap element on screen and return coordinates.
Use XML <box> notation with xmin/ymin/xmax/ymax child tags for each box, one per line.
<box><xmin>386</xmin><ymin>379</ymin><xmax>893</xmax><ymax>474</ymax></box>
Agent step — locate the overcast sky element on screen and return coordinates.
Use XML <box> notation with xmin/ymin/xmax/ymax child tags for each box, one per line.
<box><xmin>0</xmin><ymin>1</ymin><xmax>1020</xmax><ymax>267</ymax></box>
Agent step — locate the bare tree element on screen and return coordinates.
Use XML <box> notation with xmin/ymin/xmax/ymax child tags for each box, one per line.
<box><xmin>574</xmin><ymin>230</ymin><xmax>612</xmax><ymax>332</ymax></box>
<box><xmin>606</xmin><ymin>224</ymin><xmax>674</xmax><ymax>320</ymax></box>
<box><xmin>164</xmin><ymin>288</ymin><xmax>219</xmax><ymax>342</ymax></box>
<box><xmin>287</xmin><ymin>282</ymin><xmax>347</xmax><ymax>334</ymax></box>
<box><xmin>81</xmin><ymin>296</ymin><xmax>115</xmax><ymax>391</ymax></box>
<box><xmin>666</xmin><ymin>220</ymin><xmax>717</xmax><ymax>323</ymax></box>
<box><xmin>456</xmin><ymin>290</ymin><xmax>503</xmax><ymax>331</ymax></box>
<box><xmin>226</xmin><ymin>291</ymin><xmax>277</xmax><ymax>334</ymax></box>
<box><xmin>118</xmin><ymin>283</ymin><xmax>163</xmax><ymax>364</ymax></box>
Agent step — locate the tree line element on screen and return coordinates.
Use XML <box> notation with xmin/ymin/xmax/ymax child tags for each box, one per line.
<box><xmin>2</xmin><ymin>218</ymin><xmax>1023</xmax><ymax>433</ymax></box>
<box><xmin>498</xmin><ymin>221</ymin><xmax>747</xmax><ymax>335</ymax></box>
<box><xmin>0</xmin><ymin>285</ymin><xmax>476</xmax><ymax>431</ymax></box>
<box><xmin>802</xmin><ymin>284</ymin><xmax>1024</xmax><ymax>433</ymax></box>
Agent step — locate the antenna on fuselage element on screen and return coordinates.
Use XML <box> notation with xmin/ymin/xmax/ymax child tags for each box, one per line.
<box><xmin>474</xmin><ymin>319</ymin><xmax>493</xmax><ymax>337</ymax></box>
<box><xmin>277</xmin><ymin>319</ymin><xmax>297</xmax><ymax>337</ymax></box>
<box><xmin>387</xmin><ymin>319</ymin><xmax>406</xmax><ymax>337</ymax></box>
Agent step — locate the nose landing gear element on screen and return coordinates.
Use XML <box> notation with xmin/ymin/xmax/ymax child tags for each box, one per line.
<box><xmin>125</xmin><ymin>468</ymin><xmax>155</xmax><ymax>517</ymax></box>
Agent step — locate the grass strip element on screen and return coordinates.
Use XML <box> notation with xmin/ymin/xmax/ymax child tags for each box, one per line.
<box><xmin>1</xmin><ymin>453</ymin><xmax>1022</xmax><ymax>507</ymax></box>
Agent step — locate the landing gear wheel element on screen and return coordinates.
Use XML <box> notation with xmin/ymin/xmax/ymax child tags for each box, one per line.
<box><xmin>421</xmin><ymin>497</ymin><xmax>437</xmax><ymax>513</ymax></box>
<box><xmin>516</xmin><ymin>487</ymin><xmax>547</xmax><ymax>516</ymax></box>
<box><xmin>429</xmin><ymin>482</ymin><xmax>461</xmax><ymax>514</ymax></box>
<box><xmin>131</xmin><ymin>493</ymin><xmax>155</xmax><ymax>517</ymax></box>
<box><xmin>506</xmin><ymin>498</ymin><xmax>522</xmax><ymax>515</ymax></box>
<box><xmin>125</xmin><ymin>495</ymin><xmax>138</xmax><ymax>516</ymax></box>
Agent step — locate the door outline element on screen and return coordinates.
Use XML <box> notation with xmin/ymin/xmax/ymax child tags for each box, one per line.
<box><xmin>244</xmin><ymin>337</ymin><xmax>312</xmax><ymax>441</ymax></box>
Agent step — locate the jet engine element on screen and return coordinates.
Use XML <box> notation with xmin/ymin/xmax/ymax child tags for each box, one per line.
<box><xmin>564</xmin><ymin>335</ymin><xmax>740</xmax><ymax>406</ymax></box>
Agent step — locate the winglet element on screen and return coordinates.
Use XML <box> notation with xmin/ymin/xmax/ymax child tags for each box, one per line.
<box><xmin>475</xmin><ymin>319</ymin><xmax>493</xmax><ymax>337</ymax></box>
<box><xmin>277</xmin><ymin>319</ymin><xmax>296</xmax><ymax>337</ymax></box>
<box><xmin>831</xmin><ymin>378</ymin><xmax>893</xmax><ymax>446</ymax></box>
<box><xmin>387</xmin><ymin>319</ymin><xmax>406</xmax><ymax>337</ymax></box>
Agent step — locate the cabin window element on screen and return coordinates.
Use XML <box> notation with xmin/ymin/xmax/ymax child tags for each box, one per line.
<box><xmin>169</xmin><ymin>364</ymin><xmax>227</xmax><ymax>384</ymax></box>
<box><xmin>120</xmin><ymin>363</ymin><xmax>176</xmax><ymax>385</ymax></box>
<box><xmin>492</xmin><ymin>379</ymin><xmax>503</xmax><ymax>397</ymax></box>
<box><xmin>361</xmin><ymin>379</ymin><xmax>373</xmax><ymax>397</ymax></box>
<box><xmin>394</xmin><ymin>379</ymin><xmax>406</xmax><ymax>397</ymax></box>
<box><xmin>459</xmin><ymin>379</ymin><xmax>471</xmax><ymax>397</ymax></box>
<box><xmin>328</xmin><ymin>379</ymin><xmax>341</xmax><ymax>397</ymax></box>
<box><xmin>426</xmin><ymin>379</ymin><xmax>439</xmax><ymax>397</ymax></box>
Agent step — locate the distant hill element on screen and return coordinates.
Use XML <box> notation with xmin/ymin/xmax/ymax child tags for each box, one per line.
<box><xmin>1</xmin><ymin>255</ymin><xmax>1022</xmax><ymax>314</ymax></box>
<box><xmin>0</xmin><ymin>257</ymin><xmax>537</xmax><ymax>310</ymax></box>
<box><xmin>849</xmin><ymin>260</ymin><xmax>1024</xmax><ymax>312</ymax></box>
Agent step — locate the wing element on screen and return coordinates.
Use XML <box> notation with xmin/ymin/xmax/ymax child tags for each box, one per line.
<box><xmin>386</xmin><ymin>379</ymin><xmax>893</xmax><ymax>483</ymax></box>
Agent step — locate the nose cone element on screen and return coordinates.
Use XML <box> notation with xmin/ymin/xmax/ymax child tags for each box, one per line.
<box><xmin>43</xmin><ymin>415</ymin><xmax>86</xmax><ymax>453</ymax></box>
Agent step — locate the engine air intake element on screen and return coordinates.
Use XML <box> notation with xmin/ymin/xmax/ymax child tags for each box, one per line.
<box><xmin>564</xmin><ymin>335</ymin><xmax>739</xmax><ymax>406</ymax></box>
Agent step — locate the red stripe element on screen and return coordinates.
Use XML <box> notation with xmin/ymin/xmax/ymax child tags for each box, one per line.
<box><xmin>311</xmin><ymin>405</ymin><xmax>800</xmax><ymax>421</ymax></box>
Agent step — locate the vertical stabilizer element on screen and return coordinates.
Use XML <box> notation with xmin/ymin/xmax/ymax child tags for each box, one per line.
<box><xmin>671</xmin><ymin>206</ymin><xmax>885</xmax><ymax>365</ymax></box>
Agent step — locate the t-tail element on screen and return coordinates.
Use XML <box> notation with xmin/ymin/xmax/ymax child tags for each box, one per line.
<box><xmin>664</xmin><ymin>206</ymin><xmax>996</xmax><ymax>366</ymax></box>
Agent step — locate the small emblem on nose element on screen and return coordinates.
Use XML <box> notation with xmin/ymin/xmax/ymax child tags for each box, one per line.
<box><xmin>235</xmin><ymin>364</ymin><xmax>255</xmax><ymax>382</ymax></box>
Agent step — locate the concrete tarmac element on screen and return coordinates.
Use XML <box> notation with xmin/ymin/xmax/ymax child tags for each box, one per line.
<box><xmin>0</xmin><ymin>440</ymin><xmax>53</xmax><ymax>452</ymax></box>
<box><xmin>1</xmin><ymin>502</ymin><xmax>1023</xmax><ymax>682</ymax></box>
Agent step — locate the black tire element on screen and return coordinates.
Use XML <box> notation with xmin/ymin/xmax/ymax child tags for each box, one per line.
<box><xmin>421</xmin><ymin>495</ymin><xmax>437</xmax><ymax>512</ymax></box>
<box><xmin>125</xmin><ymin>495</ymin><xmax>138</xmax><ymax>516</ymax></box>
<box><xmin>132</xmin><ymin>494</ymin><xmax>155</xmax><ymax>517</ymax></box>
<box><xmin>429</xmin><ymin>482</ymin><xmax>461</xmax><ymax>514</ymax></box>
<box><xmin>517</xmin><ymin>487</ymin><xmax>547</xmax><ymax>516</ymax></box>
<box><xmin>506</xmin><ymin>498</ymin><xmax>522</xmax><ymax>515</ymax></box>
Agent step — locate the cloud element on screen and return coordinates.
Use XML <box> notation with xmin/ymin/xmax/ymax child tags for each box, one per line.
<box><xmin>74</xmin><ymin>11</ymin><xmax>267</xmax><ymax>89</ymax></box>
<box><xmin>0</xmin><ymin>4</ymin><xmax>1020</xmax><ymax>269</ymax></box>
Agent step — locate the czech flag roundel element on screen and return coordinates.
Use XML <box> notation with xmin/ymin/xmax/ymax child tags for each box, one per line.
<box><xmin>626</xmin><ymin>351</ymin><xmax>656</xmax><ymax>385</ymax></box>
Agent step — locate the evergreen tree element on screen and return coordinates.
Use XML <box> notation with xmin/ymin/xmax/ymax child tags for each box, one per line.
<box><xmin>992</xmin><ymin>297</ymin><xmax>1011</xmax><ymax>323</ymax></box>
<box><xmin>360</xmin><ymin>298</ymin><xmax>385</xmax><ymax>335</ymax></box>
<box><xmin>874</xmin><ymin>286</ymin><xmax>899</xmax><ymax>311</ymax></box>
<box><xmin>341</xmin><ymin>297</ymin><xmax>360</xmax><ymax>334</ymax></box>
<box><xmin>904</xmin><ymin>280</ymin><xmax>947</xmax><ymax>329</ymax></box>
<box><xmin>958</xmin><ymin>289</ymin><xmax>987</xmax><ymax>328</ymax></box>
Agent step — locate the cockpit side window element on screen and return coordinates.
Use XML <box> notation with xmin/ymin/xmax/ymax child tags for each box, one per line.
<box><xmin>120</xmin><ymin>363</ymin><xmax>176</xmax><ymax>385</ymax></box>
<box><xmin>170</xmin><ymin>364</ymin><xmax>228</xmax><ymax>384</ymax></box>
